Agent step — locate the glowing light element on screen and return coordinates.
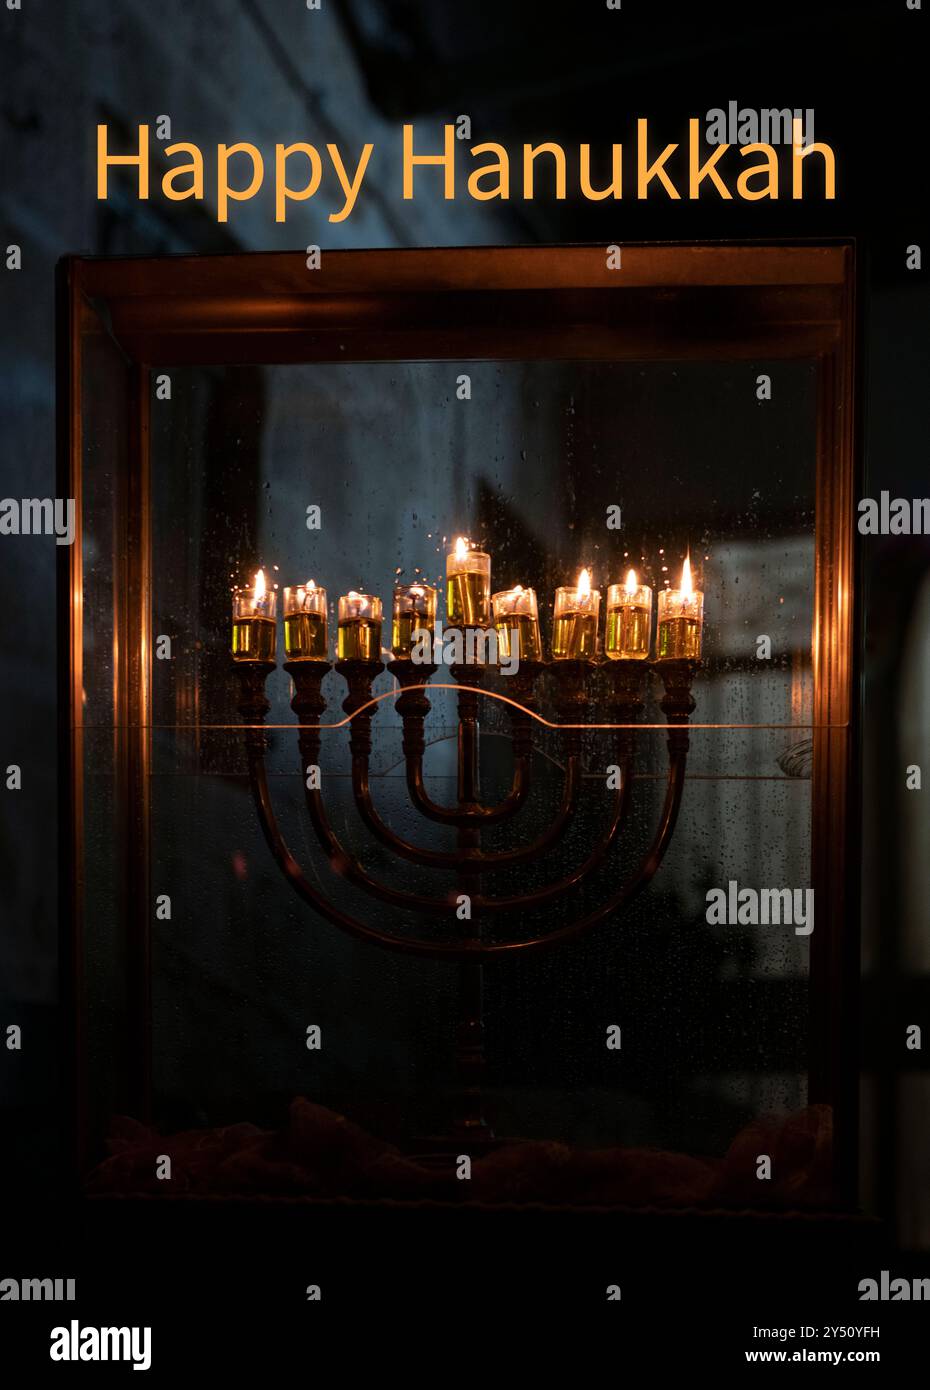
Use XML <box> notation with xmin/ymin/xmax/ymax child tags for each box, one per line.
<box><xmin>252</xmin><ymin>568</ymin><xmax>266</xmax><ymax>610</ymax></box>
<box><xmin>681</xmin><ymin>554</ymin><xmax>693</xmax><ymax>598</ymax></box>
<box><xmin>576</xmin><ymin>567</ymin><xmax>591</xmax><ymax>601</ymax></box>
<box><xmin>454</xmin><ymin>536</ymin><xmax>469</xmax><ymax>562</ymax></box>
<box><xmin>624</xmin><ymin>567</ymin><xmax>638</xmax><ymax>596</ymax></box>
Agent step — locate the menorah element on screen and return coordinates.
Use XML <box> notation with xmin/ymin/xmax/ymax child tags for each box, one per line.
<box><xmin>233</xmin><ymin>650</ymin><xmax>699</xmax><ymax>1151</ymax></box>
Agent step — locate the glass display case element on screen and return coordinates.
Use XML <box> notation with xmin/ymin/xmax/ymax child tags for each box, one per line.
<box><xmin>57</xmin><ymin>242</ymin><xmax>858</xmax><ymax>1210</ymax></box>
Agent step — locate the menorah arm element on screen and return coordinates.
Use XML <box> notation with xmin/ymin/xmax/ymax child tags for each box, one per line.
<box><xmin>235</xmin><ymin>656</ymin><xmax>695</xmax><ymax>959</ymax></box>
<box><xmin>395</xmin><ymin>660</ymin><xmax>539</xmax><ymax>826</ymax></box>
<box><xmin>235</xmin><ymin>659</ymin><xmax>454</xmax><ymax>956</ymax></box>
<box><xmin>351</xmin><ymin>751</ymin><xmax>582</xmax><ymax>869</ymax></box>
<box><xmin>302</xmin><ymin>755</ymin><xmax>624</xmax><ymax>915</ymax></box>
<box><xmin>477</xmin><ymin>742</ymin><xmax>688</xmax><ymax>953</ymax></box>
<box><xmin>404</xmin><ymin>750</ymin><xmax>530</xmax><ymax>825</ymax></box>
<box><xmin>301</xmin><ymin>778</ymin><xmax>459</xmax><ymax>916</ymax></box>
<box><xmin>292</xmin><ymin>654</ymin><xmax>658</xmax><ymax>923</ymax></box>
<box><xmin>492</xmin><ymin>659</ymin><xmax>694</xmax><ymax>945</ymax></box>
<box><xmin>473</xmin><ymin>753</ymin><xmax>631</xmax><ymax>910</ymax></box>
<box><xmin>246</xmin><ymin>734</ymin><xmax>681</xmax><ymax>956</ymax></box>
<box><xmin>245</xmin><ymin>739</ymin><xmax>454</xmax><ymax>957</ymax></box>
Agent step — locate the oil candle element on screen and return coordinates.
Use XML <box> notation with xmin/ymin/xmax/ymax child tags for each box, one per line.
<box><xmin>606</xmin><ymin>569</ymin><xmax>653</xmax><ymax>660</ymax></box>
<box><xmin>231</xmin><ymin>568</ymin><xmax>277</xmax><ymax>662</ymax></box>
<box><xmin>552</xmin><ymin>568</ymin><xmax>600</xmax><ymax>660</ymax></box>
<box><xmin>446</xmin><ymin>536</ymin><xmax>491</xmax><ymax>627</ymax></box>
<box><xmin>392</xmin><ymin>582</ymin><xmax>437</xmax><ymax>657</ymax></box>
<box><xmin>657</xmin><ymin>555</ymin><xmax>704</xmax><ymax>660</ymax></box>
<box><xmin>283</xmin><ymin>580</ymin><xmax>328</xmax><ymax>660</ymax></box>
<box><xmin>492</xmin><ymin>586</ymin><xmax>541</xmax><ymax>662</ymax></box>
<box><xmin>337</xmin><ymin>591</ymin><xmax>383</xmax><ymax>661</ymax></box>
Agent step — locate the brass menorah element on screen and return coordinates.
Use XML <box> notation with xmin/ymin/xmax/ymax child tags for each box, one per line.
<box><xmin>233</xmin><ymin>654</ymin><xmax>699</xmax><ymax>1149</ymax></box>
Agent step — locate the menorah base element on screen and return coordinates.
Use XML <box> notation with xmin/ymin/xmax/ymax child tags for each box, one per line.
<box><xmin>405</xmin><ymin>1076</ymin><xmax>499</xmax><ymax>1159</ymax></box>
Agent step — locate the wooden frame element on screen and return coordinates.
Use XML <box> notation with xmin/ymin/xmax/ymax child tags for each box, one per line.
<box><xmin>57</xmin><ymin>242</ymin><xmax>859</xmax><ymax>1200</ymax></box>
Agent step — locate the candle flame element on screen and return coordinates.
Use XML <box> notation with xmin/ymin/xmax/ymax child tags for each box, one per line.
<box><xmin>454</xmin><ymin>536</ymin><xmax>469</xmax><ymax>561</ymax></box>
<box><xmin>681</xmin><ymin>554</ymin><xmax>693</xmax><ymax>597</ymax></box>
<box><xmin>624</xmin><ymin>567</ymin><xmax>638</xmax><ymax>596</ymax></box>
<box><xmin>252</xmin><ymin>568</ymin><xmax>266</xmax><ymax>609</ymax></box>
<box><xmin>307</xmin><ymin>578</ymin><xmax>316</xmax><ymax>591</ymax></box>
<box><xmin>576</xmin><ymin>567</ymin><xmax>591</xmax><ymax>601</ymax></box>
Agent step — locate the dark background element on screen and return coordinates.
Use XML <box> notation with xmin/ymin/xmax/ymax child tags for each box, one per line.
<box><xmin>0</xmin><ymin>0</ymin><xmax>928</xmax><ymax>1356</ymax></box>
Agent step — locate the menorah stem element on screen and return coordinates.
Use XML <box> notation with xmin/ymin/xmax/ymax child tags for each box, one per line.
<box><xmin>452</xmin><ymin>668</ymin><xmax>492</xmax><ymax>1142</ymax></box>
<box><xmin>456</xmin><ymin>671</ymin><xmax>481</xmax><ymax>806</ymax></box>
<box><xmin>453</xmin><ymin>851</ymin><xmax>490</xmax><ymax>1139</ymax></box>
<box><xmin>453</xmin><ymin>957</ymin><xmax>490</xmax><ymax>1144</ymax></box>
